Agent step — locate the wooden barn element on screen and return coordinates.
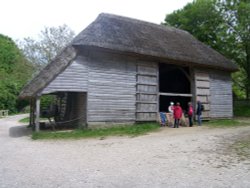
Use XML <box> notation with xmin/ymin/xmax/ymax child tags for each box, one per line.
<box><xmin>19</xmin><ymin>13</ymin><xmax>237</xmax><ymax>131</ymax></box>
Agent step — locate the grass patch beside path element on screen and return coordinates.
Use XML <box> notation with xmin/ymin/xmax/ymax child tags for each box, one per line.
<box><xmin>19</xmin><ymin>117</ymin><xmax>30</xmax><ymax>123</ymax></box>
<box><xmin>32</xmin><ymin>123</ymin><xmax>160</xmax><ymax>140</ymax></box>
<box><xmin>204</xmin><ymin>119</ymin><xmax>249</xmax><ymax>128</ymax></box>
<box><xmin>19</xmin><ymin>117</ymin><xmax>48</xmax><ymax>123</ymax></box>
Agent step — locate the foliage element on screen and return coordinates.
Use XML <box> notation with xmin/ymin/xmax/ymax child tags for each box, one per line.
<box><xmin>32</xmin><ymin>123</ymin><xmax>160</xmax><ymax>140</ymax></box>
<box><xmin>40</xmin><ymin>95</ymin><xmax>56</xmax><ymax>110</ymax></box>
<box><xmin>164</xmin><ymin>0</ymin><xmax>225</xmax><ymax>50</ymax></box>
<box><xmin>217</xmin><ymin>0</ymin><xmax>250</xmax><ymax>99</ymax></box>
<box><xmin>0</xmin><ymin>34</ymin><xmax>34</xmax><ymax>113</ymax></box>
<box><xmin>234</xmin><ymin>100</ymin><xmax>250</xmax><ymax>117</ymax></box>
<box><xmin>18</xmin><ymin>24</ymin><xmax>75</xmax><ymax>71</ymax></box>
<box><xmin>164</xmin><ymin>0</ymin><xmax>250</xmax><ymax>99</ymax></box>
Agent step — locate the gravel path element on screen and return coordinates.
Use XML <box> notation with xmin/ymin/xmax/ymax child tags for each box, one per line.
<box><xmin>0</xmin><ymin>115</ymin><xmax>250</xmax><ymax>188</ymax></box>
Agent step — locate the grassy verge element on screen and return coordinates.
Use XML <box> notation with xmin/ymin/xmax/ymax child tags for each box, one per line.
<box><xmin>203</xmin><ymin>119</ymin><xmax>249</xmax><ymax>128</ymax></box>
<box><xmin>19</xmin><ymin>117</ymin><xmax>48</xmax><ymax>123</ymax></box>
<box><xmin>19</xmin><ymin>117</ymin><xmax>30</xmax><ymax>123</ymax></box>
<box><xmin>32</xmin><ymin>123</ymin><xmax>160</xmax><ymax>140</ymax></box>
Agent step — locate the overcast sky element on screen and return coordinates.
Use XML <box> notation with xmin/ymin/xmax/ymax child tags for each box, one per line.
<box><xmin>0</xmin><ymin>0</ymin><xmax>193</xmax><ymax>40</ymax></box>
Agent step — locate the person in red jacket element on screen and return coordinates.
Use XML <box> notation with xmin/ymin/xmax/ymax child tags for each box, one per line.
<box><xmin>173</xmin><ymin>102</ymin><xmax>183</xmax><ymax>128</ymax></box>
<box><xmin>187</xmin><ymin>102</ymin><xmax>194</xmax><ymax>127</ymax></box>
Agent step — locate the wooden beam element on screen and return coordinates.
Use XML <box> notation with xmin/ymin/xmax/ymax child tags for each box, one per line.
<box><xmin>159</xmin><ymin>92</ymin><xmax>192</xmax><ymax>97</ymax></box>
<box><xmin>29</xmin><ymin>99</ymin><xmax>33</xmax><ymax>127</ymax></box>
<box><xmin>35</xmin><ymin>97</ymin><xmax>40</xmax><ymax>132</ymax></box>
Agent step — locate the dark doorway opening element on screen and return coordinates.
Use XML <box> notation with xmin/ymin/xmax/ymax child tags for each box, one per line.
<box><xmin>160</xmin><ymin>96</ymin><xmax>191</xmax><ymax>113</ymax></box>
<box><xmin>159</xmin><ymin>63</ymin><xmax>191</xmax><ymax>112</ymax></box>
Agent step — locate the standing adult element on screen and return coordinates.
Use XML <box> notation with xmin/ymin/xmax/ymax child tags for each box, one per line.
<box><xmin>173</xmin><ymin>102</ymin><xmax>183</xmax><ymax>128</ymax></box>
<box><xmin>187</xmin><ymin>102</ymin><xmax>194</xmax><ymax>127</ymax></box>
<box><xmin>196</xmin><ymin>100</ymin><xmax>203</xmax><ymax>126</ymax></box>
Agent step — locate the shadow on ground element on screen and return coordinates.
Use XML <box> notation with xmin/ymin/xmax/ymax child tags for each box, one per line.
<box><xmin>9</xmin><ymin>125</ymin><xmax>32</xmax><ymax>138</ymax></box>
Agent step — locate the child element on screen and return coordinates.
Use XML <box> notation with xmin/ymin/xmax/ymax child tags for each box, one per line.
<box><xmin>168</xmin><ymin>102</ymin><xmax>174</xmax><ymax>114</ymax></box>
<box><xmin>187</xmin><ymin>102</ymin><xmax>193</xmax><ymax>127</ymax></box>
<box><xmin>173</xmin><ymin>102</ymin><xmax>183</xmax><ymax>128</ymax></box>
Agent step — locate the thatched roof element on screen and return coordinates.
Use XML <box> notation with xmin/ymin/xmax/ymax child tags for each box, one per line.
<box><xmin>73</xmin><ymin>13</ymin><xmax>237</xmax><ymax>71</ymax></box>
<box><xmin>20</xmin><ymin>13</ymin><xmax>237</xmax><ymax>98</ymax></box>
<box><xmin>19</xmin><ymin>46</ymin><xmax>77</xmax><ymax>98</ymax></box>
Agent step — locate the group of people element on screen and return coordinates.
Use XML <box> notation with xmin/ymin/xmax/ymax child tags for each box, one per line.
<box><xmin>168</xmin><ymin>101</ymin><xmax>203</xmax><ymax>128</ymax></box>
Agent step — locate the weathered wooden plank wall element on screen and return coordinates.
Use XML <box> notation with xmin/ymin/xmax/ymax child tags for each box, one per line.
<box><xmin>194</xmin><ymin>70</ymin><xmax>210</xmax><ymax>119</ymax></box>
<box><xmin>86</xmin><ymin>51</ymin><xmax>137</xmax><ymax>124</ymax></box>
<box><xmin>209</xmin><ymin>71</ymin><xmax>233</xmax><ymax>118</ymax></box>
<box><xmin>42</xmin><ymin>56</ymin><xmax>88</xmax><ymax>94</ymax></box>
<box><xmin>136</xmin><ymin>61</ymin><xmax>158</xmax><ymax>121</ymax></box>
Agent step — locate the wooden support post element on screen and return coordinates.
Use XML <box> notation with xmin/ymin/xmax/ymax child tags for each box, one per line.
<box><xmin>35</xmin><ymin>97</ymin><xmax>41</xmax><ymax>132</ymax></box>
<box><xmin>29</xmin><ymin>99</ymin><xmax>33</xmax><ymax>127</ymax></box>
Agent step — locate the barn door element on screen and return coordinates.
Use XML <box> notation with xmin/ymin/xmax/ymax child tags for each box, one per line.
<box><xmin>194</xmin><ymin>70</ymin><xmax>210</xmax><ymax>119</ymax></box>
<box><xmin>136</xmin><ymin>62</ymin><xmax>158</xmax><ymax>121</ymax></box>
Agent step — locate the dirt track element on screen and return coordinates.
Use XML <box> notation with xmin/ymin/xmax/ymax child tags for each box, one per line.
<box><xmin>0</xmin><ymin>114</ymin><xmax>250</xmax><ymax>188</ymax></box>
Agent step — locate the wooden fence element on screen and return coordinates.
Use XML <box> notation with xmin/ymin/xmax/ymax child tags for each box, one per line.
<box><xmin>0</xmin><ymin>110</ymin><xmax>9</xmax><ymax>118</ymax></box>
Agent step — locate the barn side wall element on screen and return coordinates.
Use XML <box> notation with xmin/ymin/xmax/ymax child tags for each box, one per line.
<box><xmin>85</xmin><ymin>51</ymin><xmax>137</xmax><ymax>125</ymax></box>
<box><xmin>209</xmin><ymin>70</ymin><xmax>233</xmax><ymax>118</ymax></box>
<box><xmin>42</xmin><ymin>56</ymin><xmax>88</xmax><ymax>94</ymax></box>
<box><xmin>194</xmin><ymin>69</ymin><xmax>210</xmax><ymax>119</ymax></box>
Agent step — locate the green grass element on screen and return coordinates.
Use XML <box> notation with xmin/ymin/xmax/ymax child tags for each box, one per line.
<box><xmin>204</xmin><ymin>119</ymin><xmax>249</xmax><ymax>128</ymax></box>
<box><xmin>19</xmin><ymin>117</ymin><xmax>30</xmax><ymax>123</ymax></box>
<box><xmin>19</xmin><ymin>117</ymin><xmax>48</xmax><ymax>123</ymax></box>
<box><xmin>32</xmin><ymin>123</ymin><xmax>160</xmax><ymax>140</ymax></box>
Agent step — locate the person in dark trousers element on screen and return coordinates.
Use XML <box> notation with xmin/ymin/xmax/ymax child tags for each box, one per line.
<box><xmin>187</xmin><ymin>102</ymin><xmax>193</xmax><ymax>127</ymax></box>
<box><xmin>196</xmin><ymin>101</ymin><xmax>203</xmax><ymax>126</ymax></box>
<box><xmin>173</xmin><ymin>102</ymin><xmax>183</xmax><ymax>128</ymax></box>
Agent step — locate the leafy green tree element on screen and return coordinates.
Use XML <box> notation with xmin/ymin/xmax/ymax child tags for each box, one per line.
<box><xmin>217</xmin><ymin>0</ymin><xmax>250</xmax><ymax>99</ymax></box>
<box><xmin>0</xmin><ymin>34</ymin><xmax>34</xmax><ymax>113</ymax></box>
<box><xmin>164</xmin><ymin>0</ymin><xmax>225</xmax><ymax>50</ymax></box>
<box><xmin>19</xmin><ymin>24</ymin><xmax>75</xmax><ymax>70</ymax></box>
<box><xmin>163</xmin><ymin>0</ymin><xmax>250</xmax><ymax>99</ymax></box>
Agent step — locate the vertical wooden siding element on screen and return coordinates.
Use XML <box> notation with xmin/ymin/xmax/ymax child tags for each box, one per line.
<box><xmin>210</xmin><ymin>71</ymin><xmax>233</xmax><ymax>118</ymax></box>
<box><xmin>136</xmin><ymin>62</ymin><xmax>158</xmax><ymax>121</ymax></box>
<box><xmin>194</xmin><ymin>70</ymin><xmax>210</xmax><ymax>119</ymax></box>
<box><xmin>87</xmin><ymin>52</ymin><xmax>137</xmax><ymax>123</ymax></box>
<box><xmin>42</xmin><ymin>56</ymin><xmax>88</xmax><ymax>94</ymax></box>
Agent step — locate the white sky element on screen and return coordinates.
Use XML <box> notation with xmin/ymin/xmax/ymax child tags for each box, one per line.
<box><xmin>0</xmin><ymin>0</ymin><xmax>193</xmax><ymax>40</ymax></box>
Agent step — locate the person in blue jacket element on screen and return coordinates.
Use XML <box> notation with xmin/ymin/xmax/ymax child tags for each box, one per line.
<box><xmin>196</xmin><ymin>101</ymin><xmax>203</xmax><ymax>126</ymax></box>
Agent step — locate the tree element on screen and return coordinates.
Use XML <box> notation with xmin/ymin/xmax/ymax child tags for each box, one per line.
<box><xmin>163</xmin><ymin>0</ymin><xmax>250</xmax><ymax>99</ymax></box>
<box><xmin>0</xmin><ymin>34</ymin><xmax>34</xmax><ymax>113</ymax></box>
<box><xmin>19</xmin><ymin>24</ymin><xmax>75</xmax><ymax>70</ymax></box>
<box><xmin>218</xmin><ymin>0</ymin><xmax>250</xmax><ymax>99</ymax></box>
<box><xmin>164</xmin><ymin>0</ymin><xmax>225</xmax><ymax>50</ymax></box>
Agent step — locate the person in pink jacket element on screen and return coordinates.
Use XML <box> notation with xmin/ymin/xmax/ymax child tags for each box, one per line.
<box><xmin>173</xmin><ymin>102</ymin><xmax>183</xmax><ymax>128</ymax></box>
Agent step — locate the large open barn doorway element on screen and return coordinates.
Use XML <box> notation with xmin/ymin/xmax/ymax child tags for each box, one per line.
<box><xmin>159</xmin><ymin>63</ymin><xmax>192</xmax><ymax>113</ymax></box>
